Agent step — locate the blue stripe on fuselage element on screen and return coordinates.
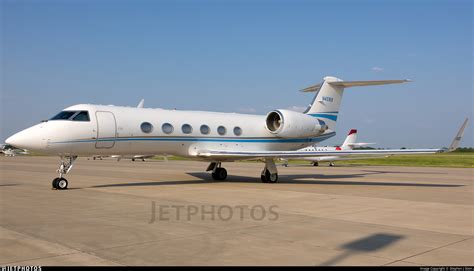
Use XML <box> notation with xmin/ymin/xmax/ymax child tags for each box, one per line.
<box><xmin>51</xmin><ymin>132</ymin><xmax>336</xmax><ymax>144</ymax></box>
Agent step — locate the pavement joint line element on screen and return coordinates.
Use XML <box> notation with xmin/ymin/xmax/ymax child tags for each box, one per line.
<box><xmin>382</xmin><ymin>236</ymin><xmax>474</xmax><ymax>266</ymax></box>
<box><xmin>0</xmin><ymin>226</ymin><xmax>123</xmax><ymax>266</ymax></box>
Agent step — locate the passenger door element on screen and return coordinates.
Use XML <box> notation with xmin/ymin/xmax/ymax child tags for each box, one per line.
<box><xmin>95</xmin><ymin>111</ymin><xmax>116</xmax><ymax>148</ymax></box>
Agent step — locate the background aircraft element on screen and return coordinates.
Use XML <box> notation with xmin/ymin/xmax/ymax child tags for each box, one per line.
<box><xmin>1</xmin><ymin>144</ymin><xmax>29</xmax><ymax>157</ymax></box>
<box><xmin>281</xmin><ymin>129</ymin><xmax>379</xmax><ymax>167</ymax></box>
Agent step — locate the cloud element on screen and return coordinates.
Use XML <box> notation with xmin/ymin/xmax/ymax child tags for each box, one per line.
<box><xmin>236</xmin><ymin>107</ymin><xmax>257</xmax><ymax>113</ymax></box>
<box><xmin>371</xmin><ymin>66</ymin><xmax>384</xmax><ymax>72</ymax></box>
<box><xmin>363</xmin><ymin>117</ymin><xmax>375</xmax><ymax>124</ymax></box>
<box><xmin>287</xmin><ymin>105</ymin><xmax>307</xmax><ymax>112</ymax></box>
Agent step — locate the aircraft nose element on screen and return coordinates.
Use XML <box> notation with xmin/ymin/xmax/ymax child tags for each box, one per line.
<box><xmin>5</xmin><ymin>125</ymin><xmax>47</xmax><ymax>150</ymax></box>
<box><xmin>5</xmin><ymin>131</ymin><xmax>30</xmax><ymax>149</ymax></box>
<box><xmin>5</xmin><ymin>135</ymin><xmax>15</xmax><ymax>146</ymax></box>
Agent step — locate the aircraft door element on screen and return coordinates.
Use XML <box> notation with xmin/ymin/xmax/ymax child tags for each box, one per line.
<box><xmin>95</xmin><ymin>111</ymin><xmax>117</xmax><ymax>148</ymax></box>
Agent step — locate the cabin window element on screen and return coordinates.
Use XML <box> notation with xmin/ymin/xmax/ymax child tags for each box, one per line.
<box><xmin>72</xmin><ymin>111</ymin><xmax>90</xmax><ymax>121</ymax></box>
<box><xmin>217</xmin><ymin>126</ymin><xmax>226</xmax><ymax>135</ymax></box>
<box><xmin>200</xmin><ymin>125</ymin><xmax>210</xmax><ymax>135</ymax></box>
<box><xmin>181</xmin><ymin>124</ymin><xmax>192</xmax><ymax>134</ymax></box>
<box><xmin>233</xmin><ymin>126</ymin><xmax>242</xmax><ymax>136</ymax></box>
<box><xmin>141</xmin><ymin>122</ymin><xmax>153</xmax><ymax>133</ymax></box>
<box><xmin>50</xmin><ymin>111</ymin><xmax>77</xmax><ymax>120</ymax></box>
<box><xmin>162</xmin><ymin>123</ymin><xmax>174</xmax><ymax>134</ymax></box>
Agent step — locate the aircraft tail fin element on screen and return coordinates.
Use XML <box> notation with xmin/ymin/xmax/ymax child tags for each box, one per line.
<box><xmin>448</xmin><ymin>118</ymin><xmax>469</xmax><ymax>152</ymax></box>
<box><xmin>302</xmin><ymin>76</ymin><xmax>411</xmax><ymax>131</ymax></box>
<box><xmin>137</xmin><ymin>99</ymin><xmax>145</xmax><ymax>108</ymax></box>
<box><xmin>341</xmin><ymin>129</ymin><xmax>358</xmax><ymax>150</ymax></box>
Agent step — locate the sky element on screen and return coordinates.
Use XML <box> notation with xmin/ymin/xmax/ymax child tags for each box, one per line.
<box><xmin>1</xmin><ymin>0</ymin><xmax>472</xmax><ymax>148</ymax></box>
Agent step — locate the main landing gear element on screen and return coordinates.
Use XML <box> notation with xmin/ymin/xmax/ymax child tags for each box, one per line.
<box><xmin>52</xmin><ymin>156</ymin><xmax>77</xmax><ymax>190</ymax></box>
<box><xmin>260</xmin><ymin>159</ymin><xmax>278</xmax><ymax>183</ymax></box>
<box><xmin>206</xmin><ymin>159</ymin><xmax>279</xmax><ymax>183</ymax></box>
<box><xmin>207</xmin><ymin>162</ymin><xmax>228</xmax><ymax>181</ymax></box>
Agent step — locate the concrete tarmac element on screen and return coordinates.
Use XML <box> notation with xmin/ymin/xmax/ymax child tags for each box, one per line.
<box><xmin>0</xmin><ymin>156</ymin><xmax>472</xmax><ymax>266</ymax></box>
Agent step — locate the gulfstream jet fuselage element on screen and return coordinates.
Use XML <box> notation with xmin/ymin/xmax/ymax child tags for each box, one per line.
<box><xmin>7</xmin><ymin>76</ymin><xmax>461</xmax><ymax>189</ymax></box>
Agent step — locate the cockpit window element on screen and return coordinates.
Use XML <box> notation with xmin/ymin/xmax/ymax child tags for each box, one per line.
<box><xmin>50</xmin><ymin>110</ymin><xmax>90</xmax><ymax>121</ymax></box>
<box><xmin>50</xmin><ymin>111</ymin><xmax>77</xmax><ymax>120</ymax></box>
<box><xmin>72</xmin><ymin>111</ymin><xmax>90</xmax><ymax>121</ymax></box>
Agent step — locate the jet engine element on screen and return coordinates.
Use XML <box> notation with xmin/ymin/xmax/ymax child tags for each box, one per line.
<box><xmin>265</xmin><ymin>109</ymin><xmax>328</xmax><ymax>138</ymax></box>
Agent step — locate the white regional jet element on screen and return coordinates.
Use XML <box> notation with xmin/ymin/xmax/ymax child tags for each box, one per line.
<box><xmin>1</xmin><ymin>144</ymin><xmax>29</xmax><ymax>157</ymax></box>
<box><xmin>5</xmin><ymin>76</ymin><xmax>458</xmax><ymax>189</ymax></box>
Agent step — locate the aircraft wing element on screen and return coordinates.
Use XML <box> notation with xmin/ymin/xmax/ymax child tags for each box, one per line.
<box><xmin>196</xmin><ymin>148</ymin><xmax>443</xmax><ymax>159</ymax></box>
<box><xmin>314</xmin><ymin>155</ymin><xmax>390</xmax><ymax>162</ymax></box>
<box><xmin>198</xmin><ymin>117</ymin><xmax>468</xmax><ymax>160</ymax></box>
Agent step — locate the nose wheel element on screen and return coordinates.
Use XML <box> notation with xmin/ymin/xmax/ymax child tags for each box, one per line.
<box><xmin>52</xmin><ymin>177</ymin><xmax>68</xmax><ymax>190</ymax></box>
<box><xmin>52</xmin><ymin>156</ymin><xmax>77</xmax><ymax>190</ymax></box>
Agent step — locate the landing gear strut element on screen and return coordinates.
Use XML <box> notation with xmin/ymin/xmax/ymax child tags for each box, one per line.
<box><xmin>329</xmin><ymin>162</ymin><xmax>335</xmax><ymax>167</ymax></box>
<box><xmin>261</xmin><ymin>159</ymin><xmax>278</xmax><ymax>183</ymax></box>
<box><xmin>207</xmin><ymin>162</ymin><xmax>227</xmax><ymax>181</ymax></box>
<box><xmin>52</xmin><ymin>156</ymin><xmax>77</xmax><ymax>190</ymax></box>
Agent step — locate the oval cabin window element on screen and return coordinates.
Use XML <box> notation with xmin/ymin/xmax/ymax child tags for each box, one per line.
<box><xmin>233</xmin><ymin>126</ymin><xmax>242</xmax><ymax>136</ymax></box>
<box><xmin>200</xmin><ymin>125</ymin><xmax>210</xmax><ymax>135</ymax></box>
<box><xmin>141</xmin><ymin>122</ymin><xmax>153</xmax><ymax>134</ymax></box>
<box><xmin>182</xmin><ymin>124</ymin><xmax>193</xmax><ymax>134</ymax></box>
<box><xmin>217</xmin><ymin>126</ymin><xmax>226</xmax><ymax>135</ymax></box>
<box><xmin>162</xmin><ymin>123</ymin><xmax>174</xmax><ymax>134</ymax></box>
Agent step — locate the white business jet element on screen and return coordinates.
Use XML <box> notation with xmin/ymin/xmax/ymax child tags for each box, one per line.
<box><xmin>281</xmin><ymin>129</ymin><xmax>379</xmax><ymax>167</ymax></box>
<box><xmin>5</xmin><ymin>76</ymin><xmax>461</xmax><ymax>189</ymax></box>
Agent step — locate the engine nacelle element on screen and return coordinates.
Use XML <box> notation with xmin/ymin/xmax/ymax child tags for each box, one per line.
<box><xmin>265</xmin><ymin>109</ymin><xmax>328</xmax><ymax>138</ymax></box>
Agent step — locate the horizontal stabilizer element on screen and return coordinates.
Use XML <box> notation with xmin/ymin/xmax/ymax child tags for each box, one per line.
<box><xmin>300</xmin><ymin>79</ymin><xmax>411</xmax><ymax>92</ymax></box>
<box><xmin>346</xmin><ymin>143</ymin><xmax>376</xmax><ymax>147</ymax></box>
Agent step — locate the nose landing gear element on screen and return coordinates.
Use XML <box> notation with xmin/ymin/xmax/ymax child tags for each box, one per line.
<box><xmin>52</xmin><ymin>156</ymin><xmax>77</xmax><ymax>190</ymax></box>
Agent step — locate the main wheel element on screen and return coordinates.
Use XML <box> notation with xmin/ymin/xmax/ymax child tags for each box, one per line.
<box><xmin>52</xmin><ymin>177</ymin><xmax>60</xmax><ymax>189</ymax></box>
<box><xmin>329</xmin><ymin>162</ymin><xmax>335</xmax><ymax>167</ymax></box>
<box><xmin>261</xmin><ymin>174</ymin><xmax>268</xmax><ymax>183</ymax></box>
<box><xmin>312</xmin><ymin>162</ymin><xmax>319</xmax><ymax>166</ymax></box>
<box><xmin>212</xmin><ymin>168</ymin><xmax>227</xmax><ymax>181</ymax></box>
<box><xmin>56</xmin><ymin>178</ymin><xmax>68</xmax><ymax>190</ymax></box>
<box><xmin>264</xmin><ymin>170</ymin><xmax>278</xmax><ymax>183</ymax></box>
